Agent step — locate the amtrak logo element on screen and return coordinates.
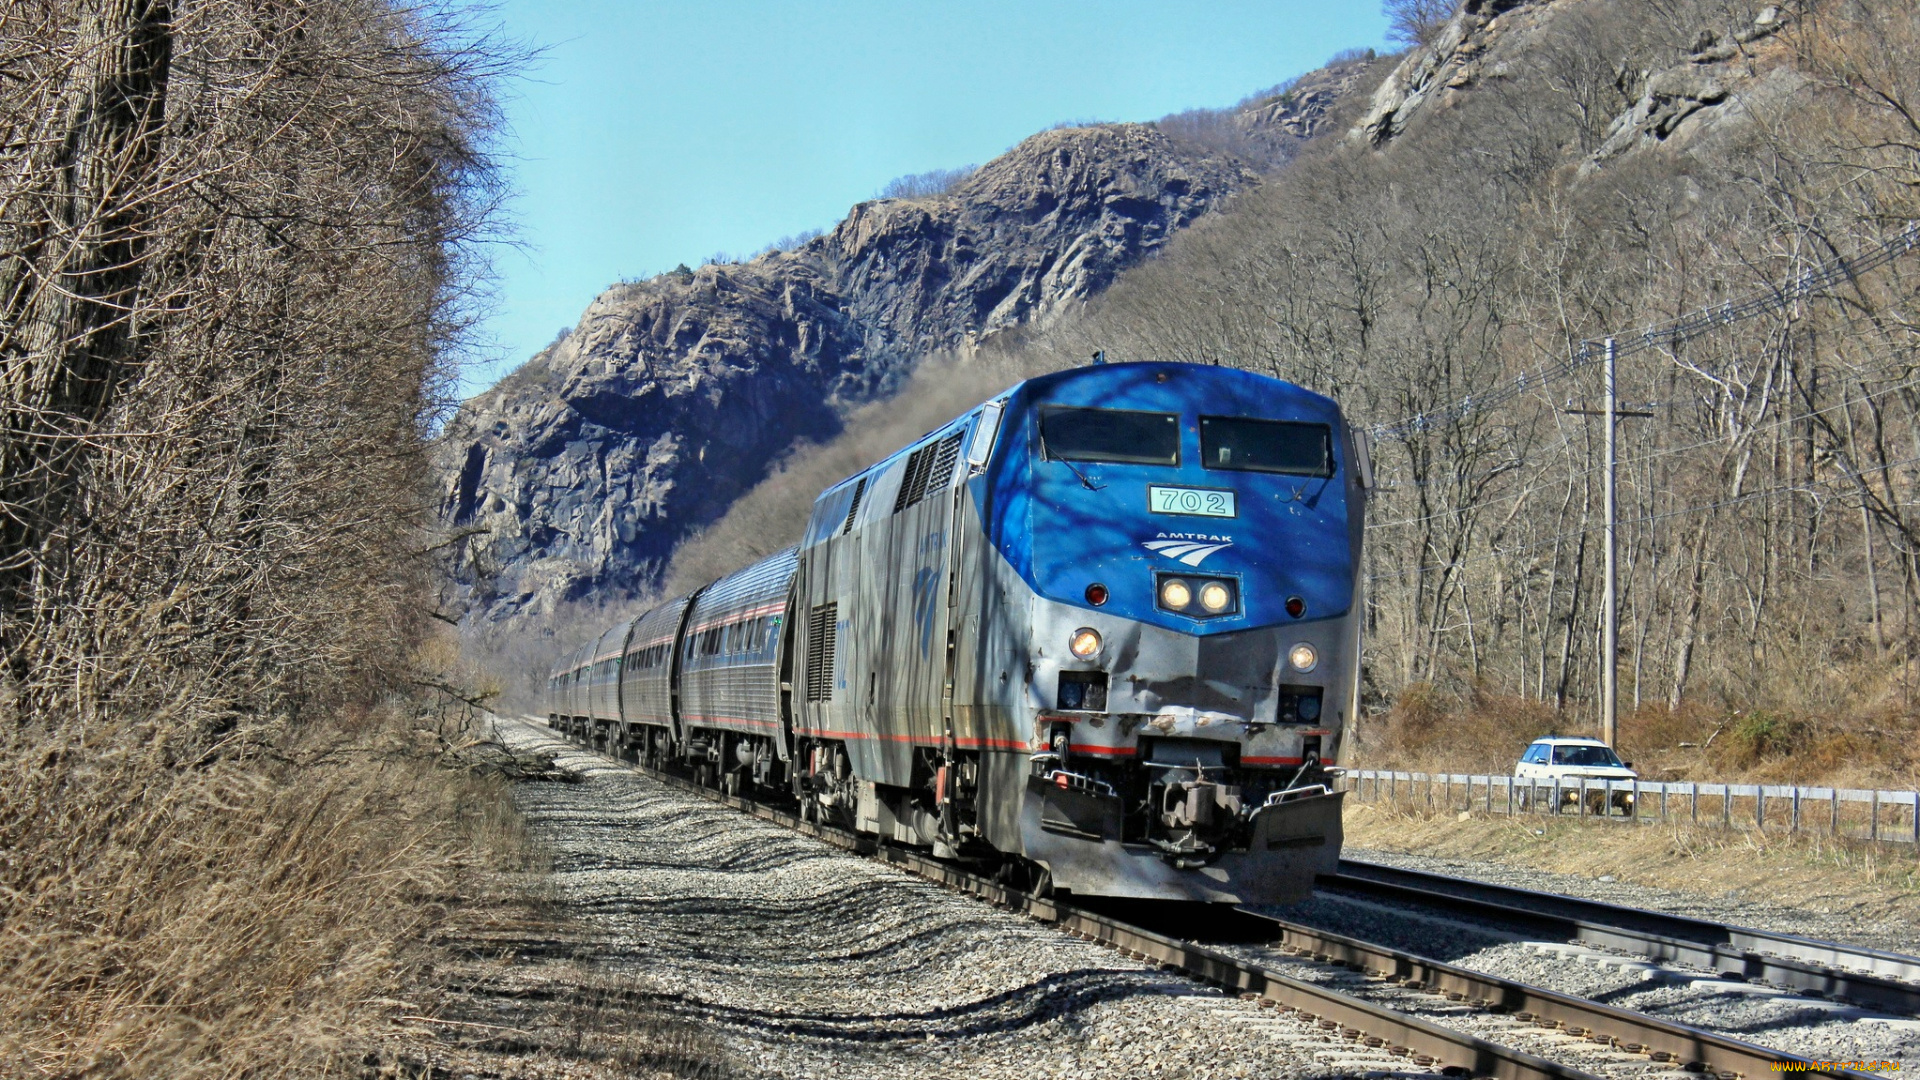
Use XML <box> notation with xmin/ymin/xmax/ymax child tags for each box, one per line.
<box><xmin>1143</xmin><ymin>532</ymin><xmax>1234</xmax><ymax>567</ymax></box>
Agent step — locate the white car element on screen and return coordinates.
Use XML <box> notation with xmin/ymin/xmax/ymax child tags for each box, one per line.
<box><xmin>1514</xmin><ymin>736</ymin><xmax>1638</xmax><ymax>814</ymax></box>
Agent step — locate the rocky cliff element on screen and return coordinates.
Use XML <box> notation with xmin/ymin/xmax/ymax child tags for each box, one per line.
<box><xmin>436</xmin><ymin>102</ymin><xmax>1366</xmax><ymax>643</ymax></box>
<box><xmin>1352</xmin><ymin>0</ymin><xmax>1801</xmax><ymax>167</ymax></box>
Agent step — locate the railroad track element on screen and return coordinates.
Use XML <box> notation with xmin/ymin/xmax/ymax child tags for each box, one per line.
<box><xmin>529</xmin><ymin>721</ymin><xmax>1872</xmax><ymax>1080</ymax></box>
<box><xmin>1325</xmin><ymin>860</ymin><xmax>1920</xmax><ymax>1018</ymax></box>
<box><xmin>1214</xmin><ymin>906</ymin><xmax>1865</xmax><ymax>1080</ymax></box>
<box><xmin>625</xmin><ymin>761</ymin><xmax>1589</xmax><ymax>1080</ymax></box>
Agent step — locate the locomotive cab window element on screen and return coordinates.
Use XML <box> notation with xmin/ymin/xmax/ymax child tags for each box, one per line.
<box><xmin>1040</xmin><ymin>406</ymin><xmax>1179</xmax><ymax>465</ymax></box>
<box><xmin>1199</xmin><ymin>416</ymin><xmax>1333</xmax><ymax>477</ymax></box>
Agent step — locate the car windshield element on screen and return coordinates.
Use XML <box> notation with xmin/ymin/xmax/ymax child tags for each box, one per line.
<box><xmin>1040</xmin><ymin>406</ymin><xmax>1180</xmax><ymax>465</ymax></box>
<box><xmin>1551</xmin><ymin>745</ymin><xmax>1623</xmax><ymax>767</ymax></box>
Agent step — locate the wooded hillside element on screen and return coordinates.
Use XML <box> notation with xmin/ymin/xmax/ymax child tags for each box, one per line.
<box><xmin>655</xmin><ymin>0</ymin><xmax>1920</xmax><ymax>785</ymax></box>
<box><xmin>1031</xmin><ymin>0</ymin><xmax>1920</xmax><ymax>782</ymax></box>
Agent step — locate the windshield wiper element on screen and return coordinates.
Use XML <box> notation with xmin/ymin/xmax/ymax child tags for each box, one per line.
<box><xmin>1041</xmin><ymin>436</ymin><xmax>1104</xmax><ymax>490</ymax></box>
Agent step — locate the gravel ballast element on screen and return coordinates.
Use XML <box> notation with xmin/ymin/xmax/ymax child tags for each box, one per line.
<box><xmin>486</xmin><ymin>716</ymin><xmax>1920</xmax><ymax>1077</ymax></box>
<box><xmin>490</xmin><ymin>717</ymin><xmax>1428</xmax><ymax>1079</ymax></box>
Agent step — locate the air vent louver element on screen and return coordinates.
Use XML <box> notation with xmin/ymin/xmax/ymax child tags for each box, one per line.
<box><xmin>840</xmin><ymin>477</ymin><xmax>866</xmax><ymax>535</ymax></box>
<box><xmin>892</xmin><ymin>431</ymin><xmax>965</xmax><ymax>514</ymax></box>
<box><xmin>804</xmin><ymin>602</ymin><xmax>837</xmax><ymax>702</ymax></box>
<box><xmin>924</xmin><ymin>432</ymin><xmax>964</xmax><ymax>494</ymax></box>
<box><xmin>892</xmin><ymin>444</ymin><xmax>932</xmax><ymax>512</ymax></box>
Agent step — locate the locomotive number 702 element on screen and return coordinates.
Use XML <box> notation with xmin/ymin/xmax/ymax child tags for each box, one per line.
<box><xmin>1148</xmin><ymin>485</ymin><xmax>1236</xmax><ymax>518</ymax></box>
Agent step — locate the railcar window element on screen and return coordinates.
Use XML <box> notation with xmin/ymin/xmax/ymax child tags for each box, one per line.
<box><xmin>1040</xmin><ymin>406</ymin><xmax>1179</xmax><ymax>466</ymax></box>
<box><xmin>1199</xmin><ymin>416</ymin><xmax>1333</xmax><ymax>477</ymax></box>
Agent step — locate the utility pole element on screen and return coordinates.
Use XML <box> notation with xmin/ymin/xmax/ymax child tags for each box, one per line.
<box><xmin>1602</xmin><ymin>337</ymin><xmax>1617</xmax><ymax>749</ymax></box>
<box><xmin>1565</xmin><ymin>338</ymin><xmax>1652</xmax><ymax>748</ymax></box>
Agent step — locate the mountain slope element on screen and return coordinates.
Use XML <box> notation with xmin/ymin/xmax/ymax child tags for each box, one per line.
<box><xmin>435</xmin><ymin>65</ymin><xmax>1384</xmax><ymax>645</ymax></box>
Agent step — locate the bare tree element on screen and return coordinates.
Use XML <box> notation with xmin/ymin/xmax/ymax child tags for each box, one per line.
<box><xmin>1384</xmin><ymin>0</ymin><xmax>1457</xmax><ymax>48</ymax></box>
<box><xmin>0</xmin><ymin>0</ymin><xmax>505</xmax><ymax>740</ymax></box>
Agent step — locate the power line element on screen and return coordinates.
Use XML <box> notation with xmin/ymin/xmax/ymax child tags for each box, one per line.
<box><xmin>1364</xmin><ymin>371</ymin><xmax>1920</xmax><ymax>532</ymax></box>
<box><xmin>1368</xmin><ymin>222</ymin><xmax>1920</xmax><ymax>443</ymax></box>
<box><xmin>1365</xmin><ymin>449</ymin><xmax>1920</xmax><ymax>584</ymax></box>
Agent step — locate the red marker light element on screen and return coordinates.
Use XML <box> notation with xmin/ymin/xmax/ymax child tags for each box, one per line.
<box><xmin>1286</xmin><ymin>596</ymin><xmax>1306</xmax><ymax>618</ymax></box>
<box><xmin>1055</xmin><ymin>772</ymin><xmax>1071</xmax><ymax>789</ymax></box>
<box><xmin>1085</xmin><ymin>583</ymin><xmax>1109</xmax><ymax>606</ymax></box>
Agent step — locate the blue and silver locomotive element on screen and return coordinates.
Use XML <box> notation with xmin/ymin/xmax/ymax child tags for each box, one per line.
<box><xmin>547</xmin><ymin>361</ymin><xmax>1371</xmax><ymax>903</ymax></box>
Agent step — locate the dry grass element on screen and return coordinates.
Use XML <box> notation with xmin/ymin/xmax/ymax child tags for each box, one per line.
<box><xmin>1343</xmin><ymin>800</ymin><xmax>1920</xmax><ymax>930</ymax></box>
<box><xmin>0</xmin><ymin>705</ymin><xmax>524</xmax><ymax>1079</ymax></box>
<box><xmin>1351</xmin><ymin>680</ymin><xmax>1920</xmax><ymax>789</ymax></box>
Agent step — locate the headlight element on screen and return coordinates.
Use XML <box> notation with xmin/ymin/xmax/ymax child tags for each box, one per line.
<box><xmin>1159</xmin><ymin>578</ymin><xmax>1192</xmax><ymax>610</ymax></box>
<box><xmin>1289</xmin><ymin>643</ymin><xmax>1318</xmax><ymax>672</ymax></box>
<box><xmin>1069</xmin><ymin>627</ymin><xmax>1102</xmax><ymax>659</ymax></box>
<box><xmin>1199</xmin><ymin>581</ymin><xmax>1232</xmax><ymax>612</ymax></box>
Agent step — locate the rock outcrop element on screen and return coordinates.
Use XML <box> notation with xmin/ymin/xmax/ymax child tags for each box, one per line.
<box><xmin>1156</xmin><ymin>57</ymin><xmax>1381</xmax><ymax>170</ymax></box>
<box><xmin>1583</xmin><ymin>6</ymin><xmax>1803</xmax><ymax>171</ymax></box>
<box><xmin>1352</xmin><ymin>0</ymin><xmax>1802</xmax><ymax>171</ymax></box>
<box><xmin>438</xmin><ymin>120</ymin><xmax>1293</xmax><ymax>641</ymax></box>
<box><xmin>1351</xmin><ymin>0</ymin><xmax>1548</xmax><ymax>147</ymax></box>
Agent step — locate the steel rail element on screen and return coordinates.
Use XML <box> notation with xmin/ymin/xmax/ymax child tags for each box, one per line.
<box><xmin>555</xmin><ymin>728</ymin><xmax>1598</xmax><ymax>1080</ymax></box>
<box><xmin>1328</xmin><ymin>860</ymin><xmax>1920</xmax><ymax>1018</ymax></box>
<box><xmin>1232</xmin><ymin>907</ymin><xmax>1872</xmax><ymax>1080</ymax></box>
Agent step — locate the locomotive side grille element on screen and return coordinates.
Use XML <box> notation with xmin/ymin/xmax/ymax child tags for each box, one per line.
<box><xmin>805</xmin><ymin>601</ymin><xmax>837</xmax><ymax>702</ymax></box>
<box><xmin>892</xmin><ymin>444</ymin><xmax>932</xmax><ymax>512</ymax></box>
<box><xmin>840</xmin><ymin>477</ymin><xmax>866</xmax><ymax>535</ymax></box>
<box><xmin>891</xmin><ymin>431</ymin><xmax>962</xmax><ymax>514</ymax></box>
<box><xmin>923</xmin><ymin>432</ymin><xmax>964</xmax><ymax>494</ymax></box>
<box><xmin>909</xmin><ymin>445</ymin><xmax>935</xmax><ymax>503</ymax></box>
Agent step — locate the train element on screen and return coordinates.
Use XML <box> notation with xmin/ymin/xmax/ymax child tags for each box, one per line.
<box><xmin>546</xmin><ymin>361</ymin><xmax>1371</xmax><ymax>904</ymax></box>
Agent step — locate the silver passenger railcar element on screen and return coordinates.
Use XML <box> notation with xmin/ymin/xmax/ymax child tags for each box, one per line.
<box><xmin>678</xmin><ymin>548</ymin><xmax>797</xmax><ymax>792</ymax></box>
<box><xmin>615</xmin><ymin>591</ymin><xmax>697</xmax><ymax>765</ymax></box>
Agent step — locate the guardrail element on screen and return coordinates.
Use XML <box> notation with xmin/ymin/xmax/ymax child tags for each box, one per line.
<box><xmin>1342</xmin><ymin>769</ymin><xmax>1920</xmax><ymax>845</ymax></box>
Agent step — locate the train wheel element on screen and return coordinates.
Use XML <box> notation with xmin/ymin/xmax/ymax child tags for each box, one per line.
<box><xmin>1032</xmin><ymin>866</ymin><xmax>1054</xmax><ymax>900</ymax></box>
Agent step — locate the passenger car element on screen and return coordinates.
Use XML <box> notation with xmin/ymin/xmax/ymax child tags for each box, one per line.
<box><xmin>1514</xmin><ymin>736</ymin><xmax>1637</xmax><ymax>814</ymax></box>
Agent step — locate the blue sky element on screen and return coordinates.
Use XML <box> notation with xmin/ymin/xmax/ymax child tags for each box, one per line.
<box><xmin>462</xmin><ymin>1</ymin><xmax>1393</xmax><ymax>397</ymax></box>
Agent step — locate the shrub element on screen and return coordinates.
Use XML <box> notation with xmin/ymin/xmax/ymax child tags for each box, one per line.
<box><xmin>878</xmin><ymin>165</ymin><xmax>978</xmax><ymax>200</ymax></box>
